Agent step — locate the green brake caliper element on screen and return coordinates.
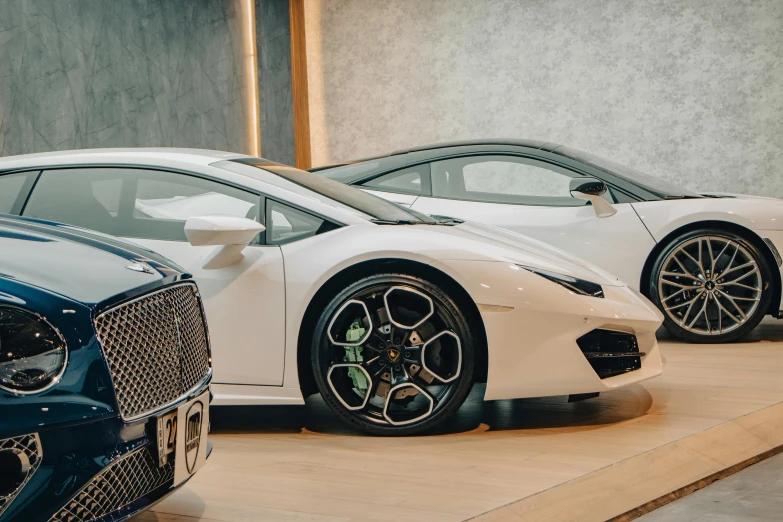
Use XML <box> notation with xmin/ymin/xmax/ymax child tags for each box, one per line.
<box><xmin>344</xmin><ymin>319</ymin><xmax>368</xmax><ymax>393</ymax></box>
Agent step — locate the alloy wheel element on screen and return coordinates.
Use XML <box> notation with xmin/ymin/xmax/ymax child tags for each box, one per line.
<box><xmin>657</xmin><ymin>236</ymin><xmax>762</xmax><ymax>336</ymax></box>
<box><xmin>320</xmin><ymin>284</ymin><xmax>465</xmax><ymax>428</ymax></box>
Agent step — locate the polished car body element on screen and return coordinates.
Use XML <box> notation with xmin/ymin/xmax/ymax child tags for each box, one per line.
<box><xmin>0</xmin><ymin>149</ymin><xmax>662</xmax><ymax>434</ymax></box>
<box><xmin>316</xmin><ymin>139</ymin><xmax>783</xmax><ymax>342</ymax></box>
<box><xmin>0</xmin><ymin>215</ymin><xmax>211</xmax><ymax>521</ymax></box>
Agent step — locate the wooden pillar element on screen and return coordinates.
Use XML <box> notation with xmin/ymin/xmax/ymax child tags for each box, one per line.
<box><xmin>289</xmin><ymin>0</ymin><xmax>311</xmax><ymax>169</ymax></box>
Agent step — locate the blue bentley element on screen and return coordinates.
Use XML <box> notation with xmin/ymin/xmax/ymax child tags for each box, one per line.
<box><xmin>0</xmin><ymin>215</ymin><xmax>212</xmax><ymax>522</ymax></box>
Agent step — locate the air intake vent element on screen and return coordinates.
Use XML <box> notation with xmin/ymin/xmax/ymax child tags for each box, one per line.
<box><xmin>0</xmin><ymin>433</ymin><xmax>41</xmax><ymax>518</ymax></box>
<box><xmin>576</xmin><ymin>329</ymin><xmax>643</xmax><ymax>379</ymax></box>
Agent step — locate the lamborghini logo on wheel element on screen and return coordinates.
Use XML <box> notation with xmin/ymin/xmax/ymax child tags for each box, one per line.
<box><xmin>387</xmin><ymin>348</ymin><xmax>401</xmax><ymax>362</ymax></box>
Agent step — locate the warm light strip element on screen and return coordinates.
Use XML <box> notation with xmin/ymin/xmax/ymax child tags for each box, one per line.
<box><xmin>241</xmin><ymin>0</ymin><xmax>261</xmax><ymax>157</ymax></box>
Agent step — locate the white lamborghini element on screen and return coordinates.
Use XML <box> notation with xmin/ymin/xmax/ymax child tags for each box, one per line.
<box><xmin>317</xmin><ymin>140</ymin><xmax>783</xmax><ymax>344</ymax></box>
<box><xmin>0</xmin><ymin>149</ymin><xmax>663</xmax><ymax>434</ymax></box>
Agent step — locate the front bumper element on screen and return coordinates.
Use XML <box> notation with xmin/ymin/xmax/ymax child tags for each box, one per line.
<box><xmin>447</xmin><ymin>261</ymin><xmax>664</xmax><ymax>401</ymax></box>
<box><xmin>0</xmin><ymin>382</ymin><xmax>210</xmax><ymax>522</ymax></box>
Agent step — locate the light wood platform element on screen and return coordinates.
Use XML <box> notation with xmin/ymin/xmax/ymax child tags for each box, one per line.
<box><xmin>139</xmin><ymin>320</ymin><xmax>783</xmax><ymax>522</ymax></box>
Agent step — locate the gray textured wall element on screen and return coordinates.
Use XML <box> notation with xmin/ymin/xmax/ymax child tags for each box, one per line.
<box><xmin>256</xmin><ymin>0</ymin><xmax>295</xmax><ymax>165</ymax></box>
<box><xmin>0</xmin><ymin>0</ymin><xmax>252</xmax><ymax>155</ymax></box>
<box><xmin>311</xmin><ymin>0</ymin><xmax>783</xmax><ymax>197</ymax></box>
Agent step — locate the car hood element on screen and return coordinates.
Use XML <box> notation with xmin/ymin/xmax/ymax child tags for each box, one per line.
<box><xmin>0</xmin><ymin>215</ymin><xmax>184</xmax><ymax>305</ymax></box>
<box><xmin>429</xmin><ymin>221</ymin><xmax>624</xmax><ymax>286</ymax></box>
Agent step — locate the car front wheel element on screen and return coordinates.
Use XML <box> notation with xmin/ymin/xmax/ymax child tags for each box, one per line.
<box><xmin>312</xmin><ymin>273</ymin><xmax>475</xmax><ymax>435</ymax></box>
<box><xmin>649</xmin><ymin>229</ymin><xmax>774</xmax><ymax>343</ymax></box>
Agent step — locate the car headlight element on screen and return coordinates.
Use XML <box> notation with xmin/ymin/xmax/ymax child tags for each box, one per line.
<box><xmin>0</xmin><ymin>306</ymin><xmax>68</xmax><ymax>393</ymax></box>
<box><xmin>518</xmin><ymin>266</ymin><xmax>605</xmax><ymax>298</ymax></box>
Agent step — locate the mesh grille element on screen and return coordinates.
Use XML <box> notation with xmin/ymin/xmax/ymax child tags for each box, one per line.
<box><xmin>49</xmin><ymin>446</ymin><xmax>173</xmax><ymax>522</ymax></box>
<box><xmin>95</xmin><ymin>283</ymin><xmax>210</xmax><ymax>420</ymax></box>
<box><xmin>0</xmin><ymin>434</ymin><xmax>41</xmax><ymax>517</ymax></box>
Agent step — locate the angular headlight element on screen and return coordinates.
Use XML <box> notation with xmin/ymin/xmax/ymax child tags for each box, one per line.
<box><xmin>0</xmin><ymin>306</ymin><xmax>67</xmax><ymax>393</ymax></box>
<box><xmin>519</xmin><ymin>266</ymin><xmax>605</xmax><ymax>298</ymax></box>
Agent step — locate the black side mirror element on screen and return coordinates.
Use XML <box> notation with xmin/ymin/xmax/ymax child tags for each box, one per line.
<box><xmin>569</xmin><ymin>177</ymin><xmax>607</xmax><ymax>197</ymax></box>
<box><xmin>568</xmin><ymin>177</ymin><xmax>616</xmax><ymax>218</ymax></box>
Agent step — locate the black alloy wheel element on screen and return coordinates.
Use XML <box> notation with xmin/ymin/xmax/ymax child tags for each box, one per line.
<box><xmin>312</xmin><ymin>273</ymin><xmax>475</xmax><ymax>435</ymax></box>
<box><xmin>649</xmin><ymin>229</ymin><xmax>773</xmax><ymax>343</ymax></box>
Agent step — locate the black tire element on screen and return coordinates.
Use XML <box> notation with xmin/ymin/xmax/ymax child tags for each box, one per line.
<box><xmin>648</xmin><ymin>228</ymin><xmax>773</xmax><ymax>343</ymax></box>
<box><xmin>312</xmin><ymin>273</ymin><xmax>475</xmax><ymax>435</ymax></box>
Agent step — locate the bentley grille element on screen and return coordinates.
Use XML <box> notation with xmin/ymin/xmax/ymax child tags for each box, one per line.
<box><xmin>94</xmin><ymin>282</ymin><xmax>210</xmax><ymax>420</ymax></box>
<box><xmin>49</xmin><ymin>446</ymin><xmax>173</xmax><ymax>522</ymax></box>
<box><xmin>0</xmin><ymin>434</ymin><xmax>42</xmax><ymax>518</ymax></box>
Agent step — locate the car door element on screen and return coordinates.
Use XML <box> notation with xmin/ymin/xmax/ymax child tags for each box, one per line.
<box><xmin>408</xmin><ymin>155</ymin><xmax>656</xmax><ymax>288</ymax></box>
<box><xmin>21</xmin><ymin>167</ymin><xmax>287</xmax><ymax>386</ymax></box>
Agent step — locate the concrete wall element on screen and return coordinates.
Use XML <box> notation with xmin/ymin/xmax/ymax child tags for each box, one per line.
<box><xmin>256</xmin><ymin>0</ymin><xmax>295</xmax><ymax>165</ymax></box>
<box><xmin>305</xmin><ymin>0</ymin><xmax>783</xmax><ymax>197</ymax></box>
<box><xmin>0</xmin><ymin>0</ymin><xmax>252</xmax><ymax>155</ymax></box>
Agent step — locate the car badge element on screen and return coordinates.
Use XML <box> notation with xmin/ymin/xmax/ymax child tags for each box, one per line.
<box><xmin>386</xmin><ymin>347</ymin><xmax>401</xmax><ymax>363</ymax></box>
<box><xmin>185</xmin><ymin>401</ymin><xmax>204</xmax><ymax>473</ymax></box>
<box><xmin>125</xmin><ymin>262</ymin><xmax>155</xmax><ymax>275</ymax></box>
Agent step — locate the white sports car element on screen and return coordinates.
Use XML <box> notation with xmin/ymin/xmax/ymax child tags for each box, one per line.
<box><xmin>317</xmin><ymin>140</ymin><xmax>783</xmax><ymax>344</ymax></box>
<box><xmin>0</xmin><ymin>149</ymin><xmax>663</xmax><ymax>434</ymax></box>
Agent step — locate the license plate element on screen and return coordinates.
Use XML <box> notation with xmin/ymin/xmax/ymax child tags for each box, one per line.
<box><xmin>156</xmin><ymin>390</ymin><xmax>210</xmax><ymax>486</ymax></box>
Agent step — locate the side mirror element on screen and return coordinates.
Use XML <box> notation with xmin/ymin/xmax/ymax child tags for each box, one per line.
<box><xmin>185</xmin><ymin>215</ymin><xmax>265</xmax><ymax>269</ymax></box>
<box><xmin>569</xmin><ymin>177</ymin><xmax>617</xmax><ymax>218</ymax></box>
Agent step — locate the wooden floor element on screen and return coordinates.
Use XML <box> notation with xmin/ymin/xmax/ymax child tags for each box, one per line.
<box><xmin>138</xmin><ymin>320</ymin><xmax>783</xmax><ymax>522</ymax></box>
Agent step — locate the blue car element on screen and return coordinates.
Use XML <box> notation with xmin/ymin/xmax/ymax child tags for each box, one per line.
<box><xmin>0</xmin><ymin>215</ymin><xmax>212</xmax><ymax>522</ymax></box>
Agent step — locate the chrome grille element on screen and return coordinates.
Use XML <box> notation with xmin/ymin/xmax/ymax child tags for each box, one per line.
<box><xmin>95</xmin><ymin>283</ymin><xmax>210</xmax><ymax>420</ymax></box>
<box><xmin>0</xmin><ymin>434</ymin><xmax>42</xmax><ymax>517</ymax></box>
<box><xmin>49</xmin><ymin>446</ymin><xmax>173</xmax><ymax>522</ymax></box>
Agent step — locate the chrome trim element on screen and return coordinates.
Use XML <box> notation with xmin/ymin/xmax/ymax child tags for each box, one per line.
<box><xmin>95</xmin><ymin>282</ymin><xmax>211</xmax><ymax>421</ymax></box>
<box><xmin>122</xmin><ymin>369</ymin><xmax>212</xmax><ymax>423</ymax></box>
<box><xmin>0</xmin><ymin>305</ymin><xmax>68</xmax><ymax>395</ymax></box>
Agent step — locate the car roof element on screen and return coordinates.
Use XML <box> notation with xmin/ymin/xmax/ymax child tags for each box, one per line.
<box><xmin>310</xmin><ymin>139</ymin><xmax>559</xmax><ymax>171</ymax></box>
<box><xmin>0</xmin><ymin>148</ymin><xmax>252</xmax><ymax>170</ymax></box>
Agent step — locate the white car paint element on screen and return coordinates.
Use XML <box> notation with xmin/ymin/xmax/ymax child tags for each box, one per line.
<box><xmin>377</xmin><ymin>193</ymin><xmax>783</xmax><ymax>312</ymax></box>
<box><xmin>0</xmin><ymin>148</ymin><xmax>664</xmax><ymax>406</ymax></box>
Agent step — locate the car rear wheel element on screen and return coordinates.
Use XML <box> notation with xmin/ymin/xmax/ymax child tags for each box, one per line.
<box><xmin>648</xmin><ymin>229</ymin><xmax>773</xmax><ymax>343</ymax></box>
<box><xmin>312</xmin><ymin>273</ymin><xmax>475</xmax><ymax>435</ymax></box>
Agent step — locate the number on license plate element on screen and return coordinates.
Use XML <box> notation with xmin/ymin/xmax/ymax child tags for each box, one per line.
<box><xmin>157</xmin><ymin>410</ymin><xmax>178</xmax><ymax>467</ymax></box>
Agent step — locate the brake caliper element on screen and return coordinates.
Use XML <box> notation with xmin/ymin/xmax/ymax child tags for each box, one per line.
<box><xmin>344</xmin><ymin>319</ymin><xmax>368</xmax><ymax>392</ymax></box>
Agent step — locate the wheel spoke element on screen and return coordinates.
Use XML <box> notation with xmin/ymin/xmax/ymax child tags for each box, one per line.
<box><xmin>680</xmin><ymin>293</ymin><xmax>701</xmax><ymax>326</ymax></box>
<box><xmin>706</xmin><ymin>239</ymin><xmax>715</xmax><ymax>276</ymax></box>
<box><xmin>720</xmin><ymin>281</ymin><xmax>760</xmax><ymax>292</ymax></box>
<box><xmin>719</xmin><ymin>261</ymin><xmax>757</xmax><ymax>279</ymax></box>
<box><xmin>717</xmin><ymin>289</ymin><xmax>747</xmax><ymax>321</ymax></box>
<box><xmin>665</xmin><ymin>294</ymin><xmax>700</xmax><ymax>311</ymax></box>
<box><xmin>662</xmin><ymin>288</ymin><xmax>687</xmax><ymax>303</ymax></box>
<box><xmin>662</xmin><ymin>271</ymin><xmax>702</xmax><ymax>282</ymax></box>
<box><xmin>687</xmin><ymin>296</ymin><xmax>709</xmax><ymax>328</ymax></box>
<box><xmin>672</xmin><ymin>254</ymin><xmax>700</xmax><ymax>280</ymax></box>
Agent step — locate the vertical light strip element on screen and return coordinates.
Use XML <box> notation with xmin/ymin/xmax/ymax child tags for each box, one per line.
<box><xmin>241</xmin><ymin>0</ymin><xmax>261</xmax><ymax>157</ymax></box>
<box><xmin>290</xmin><ymin>0</ymin><xmax>312</xmax><ymax>169</ymax></box>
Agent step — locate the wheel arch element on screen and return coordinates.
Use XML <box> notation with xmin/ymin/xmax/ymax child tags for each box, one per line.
<box><xmin>639</xmin><ymin>220</ymin><xmax>781</xmax><ymax>316</ymax></box>
<box><xmin>296</xmin><ymin>258</ymin><xmax>489</xmax><ymax>398</ymax></box>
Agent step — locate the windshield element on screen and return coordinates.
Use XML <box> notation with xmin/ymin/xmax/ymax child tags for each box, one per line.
<box><xmin>219</xmin><ymin>158</ymin><xmax>436</xmax><ymax>223</ymax></box>
<box><xmin>554</xmin><ymin>146</ymin><xmax>700</xmax><ymax>198</ymax></box>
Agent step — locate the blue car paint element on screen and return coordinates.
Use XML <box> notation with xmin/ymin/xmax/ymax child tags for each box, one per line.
<box><xmin>0</xmin><ymin>215</ymin><xmax>211</xmax><ymax>522</ymax></box>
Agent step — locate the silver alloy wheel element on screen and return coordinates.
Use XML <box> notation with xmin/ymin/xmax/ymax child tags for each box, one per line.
<box><xmin>658</xmin><ymin>236</ymin><xmax>762</xmax><ymax>335</ymax></box>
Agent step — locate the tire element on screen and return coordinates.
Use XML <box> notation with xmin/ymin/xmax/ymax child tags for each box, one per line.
<box><xmin>312</xmin><ymin>273</ymin><xmax>475</xmax><ymax>435</ymax></box>
<box><xmin>648</xmin><ymin>229</ymin><xmax>773</xmax><ymax>343</ymax></box>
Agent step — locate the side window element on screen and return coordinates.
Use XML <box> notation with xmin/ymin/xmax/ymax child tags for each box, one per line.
<box><xmin>431</xmin><ymin>155</ymin><xmax>600</xmax><ymax>206</ymax></box>
<box><xmin>23</xmin><ymin>168</ymin><xmax>261</xmax><ymax>242</ymax></box>
<box><xmin>267</xmin><ymin>200</ymin><xmax>337</xmax><ymax>245</ymax></box>
<box><xmin>0</xmin><ymin>172</ymin><xmax>38</xmax><ymax>214</ymax></box>
<box><xmin>361</xmin><ymin>165</ymin><xmax>431</xmax><ymax>195</ymax></box>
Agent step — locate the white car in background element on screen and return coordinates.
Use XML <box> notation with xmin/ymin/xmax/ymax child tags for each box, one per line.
<box><xmin>0</xmin><ymin>148</ymin><xmax>663</xmax><ymax>435</ymax></box>
<box><xmin>316</xmin><ymin>140</ymin><xmax>783</xmax><ymax>344</ymax></box>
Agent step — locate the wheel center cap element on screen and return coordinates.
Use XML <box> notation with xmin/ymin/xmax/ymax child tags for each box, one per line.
<box><xmin>705</xmin><ymin>281</ymin><xmax>715</xmax><ymax>291</ymax></box>
<box><xmin>386</xmin><ymin>347</ymin><xmax>401</xmax><ymax>363</ymax></box>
